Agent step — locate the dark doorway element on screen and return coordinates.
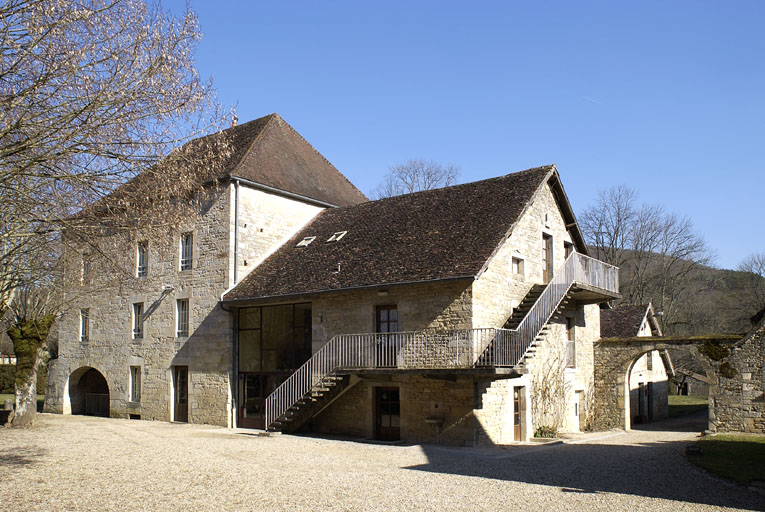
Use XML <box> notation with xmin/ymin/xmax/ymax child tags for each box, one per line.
<box><xmin>542</xmin><ymin>234</ymin><xmax>553</xmax><ymax>283</ymax></box>
<box><xmin>375</xmin><ymin>387</ymin><xmax>400</xmax><ymax>441</ymax></box>
<box><xmin>513</xmin><ymin>386</ymin><xmax>524</xmax><ymax>441</ymax></box>
<box><xmin>238</xmin><ymin>373</ymin><xmax>282</xmax><ymax>429</ymax></box>
<box><xmin>69</xmin><ymin>367</ymin><xmax>109</xmax><ymax>417</ymax></box>
<box><xmin>173</xmin><ymin>366</ymin><xmax>188</xmax><ymax>423</ymax></box>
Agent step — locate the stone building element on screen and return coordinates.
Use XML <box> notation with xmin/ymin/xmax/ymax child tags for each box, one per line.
<box><xmin>46</xmin><ymin>113</ymin><xmax>621</xmax><ymax>446</ymax></box>
<box><xmin>707</xmin><ymin>308</ymin><xmax>765</xmax><ymax>434</ymax></box>
<box><xmin>600</xmin><ymin>303</ymin><xmax>671</xmax><ymax>424</ymax></box>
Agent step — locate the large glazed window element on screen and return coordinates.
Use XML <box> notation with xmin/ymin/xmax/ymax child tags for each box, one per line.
<box><xmin>238</xmin><ymin>303</ymin><xmax>312</xmax><ymax>373</ymax></box>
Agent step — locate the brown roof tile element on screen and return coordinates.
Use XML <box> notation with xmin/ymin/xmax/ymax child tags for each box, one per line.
<box><xmin>224</xmin><ymin>166</ymin><xmax>555</xmax><ymax>301</ymax></box>
<box><xmin>600</xmin><ymin>305</ymin><xmax>650</xmax><ymax>338</ymax></box>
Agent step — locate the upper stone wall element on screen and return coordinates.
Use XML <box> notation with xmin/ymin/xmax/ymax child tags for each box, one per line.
<box><xmin>472</xmin><ymin>182</ymin><xmax>574</xmax><ymax>329</ymax></box>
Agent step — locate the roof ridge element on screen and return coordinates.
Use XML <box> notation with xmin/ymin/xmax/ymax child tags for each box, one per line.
<box><xmin>356</xmin><ymin>165</ymin><xmax>555</xmax><ymax>207</ymax></box>
<box><xmin>269</xmin><ymin>115</ymin><xmax>368</xmax><ymax>201</ymax></box>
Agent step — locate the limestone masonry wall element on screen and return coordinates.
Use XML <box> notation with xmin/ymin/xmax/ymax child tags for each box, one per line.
<box><xmin>708</xmin><ymin>320</ymin><xmax>765</xmax><ymax>434</ymax></box>
<box><xmin>46</xmin><ymin>183</ymin><xmax>325</xmax><ymax>427</ymax></box>
<box><xmin>472</xmin><ymin>182</ymin><xmax>574</xmax><ymax>330</ymax></box>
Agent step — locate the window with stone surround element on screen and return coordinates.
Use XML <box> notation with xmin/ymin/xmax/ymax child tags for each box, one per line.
<box><xmin>132</xmin><ymin>302</ymin><xmax>144</xmax><ymax>339</ymax></box>
<box><xmin>136</xmin><ymin>241</ymin><xmax>148</xmax><ymax>277</ymax></box>
<box><xmin>512</xmin><ymin>257</ymin><xmax>525</xmax><ymax>276</ymax></box>
<box><xmin>80</xmin><ymin>309</ymin><xmax>89</xmax><ymax>342</ymax></box>
<box><xmin>180</xmin><ymin>232</ymin><xmax>193</xmax><ymax>271</ymax></box>
<box><xmin>176</xmin><ymin>299</ymin><xmax>189</xmax><ymax>337</ymax></box>
<box><xmin>129</xmin><ymin>366</ymin><xmax>141</xmax><ymax>402</ymax></box>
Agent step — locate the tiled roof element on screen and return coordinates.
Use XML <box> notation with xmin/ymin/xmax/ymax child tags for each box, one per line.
<box><xmin>213</xmin><ymin>114</ymin><xmax>367</xmax><ymax>206</ymax></box>
<box><xmin>224</xmin><ymin>166</ymin><xmax>555</xmax><ymax>301</ymax></box>
<box><xmin>600</xmin><ymin>305</ymin><xmax>650</xmax><ymax>338</ymax></box>
<box><xmin>105</xmin><ymin>114</ymin><xmax>366</xmax><ymax>211</ymax></box>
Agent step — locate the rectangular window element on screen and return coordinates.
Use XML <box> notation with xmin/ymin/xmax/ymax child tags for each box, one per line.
<box><xmin>646</xmin><ymin>351</ymin><xmax>653</xmax><ymax>371</ymax></box>
<box><xmin>80</xmin><ymin>309</ymin><xmax>89</xmax><ymax>341</ymax></box>
<box><xmin>376</xmin><ymin>305</ymin><xmax>399</xmax><ymax>333</ymax></box>
<box><xmin>132</xmin><ymin>302</ymin><xmax>144</xmax><ymax>339</ymax></box>
<box><xmin>176</xmin><ymin>299</ymin><xmax>189</xmax><ymax>337</ymax></box>
<box><xmin>129</xmin><ymin>366</ymin><xmax>141</xmax><ymax>402</ymax></box>
<box><xmin>180</xmin><ymin>232</ymin><xmax>193</xmax><ymax>271</ymax></box>
<box><xmin>512</xmin><ymin>257</ymin><xmax>525</xmax><ymax>276</ymax></box>
<box><xmin>564</xmin><ymin>242</ymin><xmax>574</xmax><ymax>259</ymax></box>
<box><xmin>565</xmin><ymin>317</ymin><xmax>576</xmax><ymax>368</ymax></box>
<box><xmin>136</xmin><ymin>241</ymin><xmax>148</xmax><ymax>277</ymax></box>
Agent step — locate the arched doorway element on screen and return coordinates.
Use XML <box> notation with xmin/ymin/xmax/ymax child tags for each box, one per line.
<box><xmin>68</xmin><ymin>367</ymin><xmax>110</xmax><ymax>417</ymax></box>
<box><xmin>626</xmin><ymin>350</ymin><xmax>669</xmax><ymax>426</ymax></box>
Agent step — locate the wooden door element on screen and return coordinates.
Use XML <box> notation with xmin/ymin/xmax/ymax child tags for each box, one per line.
<box><xmin>375</xmin><ymin>387</ymin><xmax>400</xmax><ymax>441</ymax></box>
<box><xmin>513</xmin><ymin>386</ymin><xmax>524</xmax><ymax>441</ymax></box>
<box><xmin>542</xmin><ymin>234</ymin><xmax>553</xmax><ymax>283</ymax></box>
<box><xmin>173</xmin><ymin>366</ymin><xmax>188</xmax><ymax>423</ymax></box>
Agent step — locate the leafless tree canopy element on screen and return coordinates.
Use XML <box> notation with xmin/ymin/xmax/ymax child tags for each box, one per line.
<box><xmin>737</xmin><ymin>252</ymin><xmax>765</xmax><ymax>314</ymax></box>
<box><xmin>579</xmin><ymin>185</ymin><xmax>713</xmax><ymax>333</ymax></box>
<box><xmin>372</xmin><ymin>159</ymin><xmax>460</xmax><ymax>199</ymax></box>
<box><xmin>0</xmin><ymin>0</ymin><xmax>230</xmax><ymax>314</ymax></box>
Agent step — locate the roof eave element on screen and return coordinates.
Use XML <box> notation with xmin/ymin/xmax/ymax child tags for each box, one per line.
<box><xmin>222</xmin><ymin>275</ymin><xmax>476</xmax><ymax>305</ymax></box>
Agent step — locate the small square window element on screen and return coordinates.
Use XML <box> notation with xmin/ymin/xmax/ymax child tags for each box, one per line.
<box><xmin>136</xmin><ymin>241</ymin><xmax>148</xmax><ymax>277</ymax></box>
<box><xmin>564</xmin><ymin>242</ymin><xmax>574</xmax><ymax>259</ymax></box>
<box><xmin>132</xmin><ymin>303</ymin><xmax>144</xmax><ymax>339</ymax></box>
<box><xmin>129</xmin><ymin>366</ymin><xmax>141</xmax><ymax>402</ymax></box>
<box><xmin>180</xmin><ymin>232</ymin><xmax>193</xmax><ymax>271</ymax></box>
<box><xmin>80</xmin><ymin>309</ymin><xmax>89</xmax><ymax>342</ymax></box>
<box><xmin>176</xmin><ymin>299</ymin><xmax>189</xmax><ymax>337</ymax></box>
<box><xmin>512</xmin><ymin>257</ymin><xmax>524</xmax><ymax>276</ymax></box>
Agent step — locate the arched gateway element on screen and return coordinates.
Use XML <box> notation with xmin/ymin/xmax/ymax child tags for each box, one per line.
<box><xmin>592</xmin><ymin>336</ymin><xmax>740</xmax><ymax>431</ymax></box>
<box><xmin>67</xmin><ymin>367</ymin><xmax>110</xmax><ymax>417</ymax></box>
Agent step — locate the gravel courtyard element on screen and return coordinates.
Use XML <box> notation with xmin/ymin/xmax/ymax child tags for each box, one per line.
<box><xmin>1</xmin><ymin>412</ymin><xmax>763</xmax><ymax>511</ymax></box>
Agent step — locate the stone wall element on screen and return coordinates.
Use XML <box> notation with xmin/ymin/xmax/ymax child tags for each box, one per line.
<box><xmin>309</xmin><ymin>280</ymin><xmax>474</xmax><ymax>351</ymax></box>
<box><xmin>311</xmin><ymin>374</ymin><xmax>527</xmax><ymax>446</ymax></box>
<box><xmin>472</xmin><ymin>182</ymin><xmax>574</xmax><ymax>329</ymax></box>
<box><xmin>708</xmin><ymin>319</ymin><xmax>765</xmax><ymax>434</ymax></box>
<box><xmin>46</xmin><ymin>183</ymin><xmax>325</xmax><ymax>427</ymax></box>
<box><xmin>233</xmin><ymin>184</ymin><xmax>323</xmax><ymax>281</ymax></box>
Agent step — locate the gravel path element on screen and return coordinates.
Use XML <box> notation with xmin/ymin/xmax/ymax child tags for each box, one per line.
<box><xmin>1</xmin><ymin>412</ymin><xmax>763</xmax><ymax>511</ymax></box>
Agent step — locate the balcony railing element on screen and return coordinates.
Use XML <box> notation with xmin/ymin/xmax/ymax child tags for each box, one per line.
<box><xmin>264</xmin><ymin>252</ymin><xmax>618</xmax><ymax>429</ymax></box>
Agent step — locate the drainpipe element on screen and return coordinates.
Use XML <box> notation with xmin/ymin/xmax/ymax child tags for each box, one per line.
<box><xmin>233</xmin><ymin>179</ymin><xmax>240</xmax><ymax>285</ymax></box>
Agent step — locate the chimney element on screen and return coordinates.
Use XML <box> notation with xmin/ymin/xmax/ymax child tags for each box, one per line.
<box><xmin>231</xmin><ymin>115</ymin><xmax>238</xmax><ymax>127</ymax></box>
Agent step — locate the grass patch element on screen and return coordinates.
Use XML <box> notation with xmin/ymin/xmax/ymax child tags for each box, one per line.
<box><xmin>0</xmin><ymin>393</ymin><xmax>45</xmax><ymax>412</ymax></box>
<box><xmin>687</xmin><ymin>434</ymin><xmax>765</xmax><ymax>485</ymax></box>
<box><xmin>668</xmin><ymin>395</ymin><xmax>707</xmax><ymax>417</ymax></box>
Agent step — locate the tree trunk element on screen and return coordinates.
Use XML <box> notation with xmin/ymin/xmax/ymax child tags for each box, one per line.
<box><xmin>7</xmin><ymin>316</ymin><xmax>53</xmax><ymax>428</ymax></box>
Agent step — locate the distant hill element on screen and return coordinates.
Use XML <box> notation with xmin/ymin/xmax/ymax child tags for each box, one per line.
<box><xmin>593</xmin><ymin>247</ymin><xmax>764</xmax><ymax>335</ymax></box>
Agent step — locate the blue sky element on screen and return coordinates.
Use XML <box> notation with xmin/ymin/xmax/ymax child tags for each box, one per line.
<box><xmin>169</xmin><ymin>1</ymin><xmax>764</xmax><ymax>270</ymax></box>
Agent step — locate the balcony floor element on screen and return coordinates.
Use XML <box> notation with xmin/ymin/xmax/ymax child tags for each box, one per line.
<box><xmin>338</xmin><ymin>367</ymin><xmax>526</xmax><ymax>380</ymax></box>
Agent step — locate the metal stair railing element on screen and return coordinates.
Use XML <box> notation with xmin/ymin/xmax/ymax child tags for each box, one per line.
<box><xmin>264</xmin><ymin>252</ymin><xmax>618</xmax><ymax>430</ymax></box>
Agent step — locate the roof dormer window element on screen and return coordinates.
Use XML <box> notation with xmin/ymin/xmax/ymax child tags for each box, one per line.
<box><xmin>296</xmin><ymin>236</ymin><xmax>316</xmax><ymax>247</ymax></box>
<box><xmin>327</xmin><ymin>231</ymin><xmax>348</xmax><ymax>243</ymax></box>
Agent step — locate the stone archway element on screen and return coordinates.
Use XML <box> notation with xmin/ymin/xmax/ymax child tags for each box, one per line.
<box><xmin>67</xmin><ymin>367</ymin><xmax>110</xmax><ymax>417</ymax></box>
<box><xmin>592</xmin><ymin>337</ymin><xmax>737</xmax><ymax>431</ymax></box>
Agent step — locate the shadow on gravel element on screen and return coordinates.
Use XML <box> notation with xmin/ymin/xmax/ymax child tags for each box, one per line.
<box><xmin>0</xmin><ymin>448</ymin><xmax>47</xmax><ymax>468</ymax></box>
<box><xmin>407</xmin><ymin>412</ymin><xmax>765</xmax><ymax>511</ymax></box>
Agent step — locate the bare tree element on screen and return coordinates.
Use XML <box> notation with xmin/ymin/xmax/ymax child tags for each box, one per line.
<box><xmin>372</xmin><ymin>159</ymin><xmax>460</xmax><ymax>199</ymax></box>
<box><xmin>0</xmin><ymin>0</ymin><xmax>229</xmax><ymax>427</ymax></box>
<box><xmin>579</xmin><ymin>186</ymin><xmax>713</xmax><ymax>334</ymax></box>
<box><xmin>737</xmin><ymin>252</ymin><xmax>765</xmax><ymax>315</ymax></box>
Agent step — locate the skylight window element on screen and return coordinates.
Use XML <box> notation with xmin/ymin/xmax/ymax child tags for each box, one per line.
<box><xmin>327</xmin><ymin>231</ymin><xmax>348</xmax><ymax>242</ymax></box>
<box><xmin>296</xmin><ymin>236</ymin><xmax>316</xmax><ymax>247</ymax></box>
